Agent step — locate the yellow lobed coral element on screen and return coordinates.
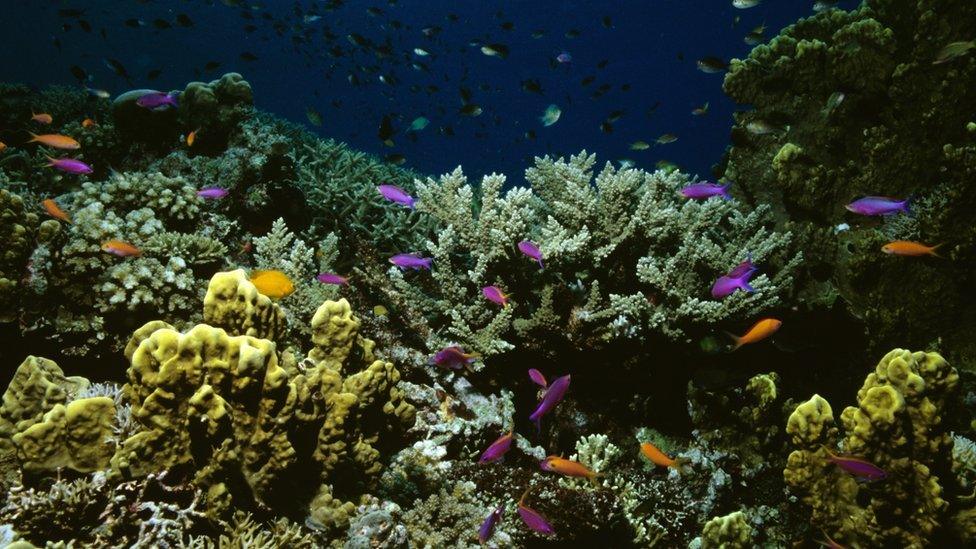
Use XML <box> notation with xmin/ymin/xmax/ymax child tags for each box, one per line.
<box><xmin>12</xmin><ymin>397</ymin><xmax>115</xmax><ymax>473</ymax></box>
<box><xmin>784</xmin><ymin>349</ymin><xmax>963</xmax><ymax>547</ymax></box>
<box><xmin>700</xmin><ymin>510</ymin><xmax>752</xmax><ymax>549</ymax></box>
<box><xmin>202</xmin><ymin>269</ymin><xmax>285</xmax><ymax>341</ymax></box>
<box><xmin>0</xmin><ymin>356</ymin><xmax>89</xmax><ymax>453</ymax></box>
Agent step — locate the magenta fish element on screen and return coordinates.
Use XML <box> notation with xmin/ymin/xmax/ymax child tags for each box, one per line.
<box><xmin>136</xmin><ymin>91</ymin><xmax>178</xmax><ymax>109</ymax></box>
<box><xmin>430</xmin><ymin>345</ymin><xmax>479</xmax><ymax>371</ymax></box>
<box><xmin>555</xmin><ymin>51</ymin><xmax>572</xmax><ymax>64</ymax></box>
<box><xmin>45</xmin><ymin>156</ymin><xmax>93</xmax><ymax>174</ymax></box>
<box><xmin>845</xmin><ymin>196</ymin><xmax>910</xmax><ymax>216</ymax></box>
<box><xmin>529</xmin><ymin>374</ymin><xmax>570</xmax><ymax>430</ymax></box>
<box><xmin>517</xmin><ymin>491</ymin><xmax>555</xmax><ymax>535</ymax></box>
<box><xmin>679</xmin><ymin>182</ymin><xmax>731</xmax><ymax>200</ymax></box>
<box><xmin>482</xmin><ymin>285</ymin><xmax>510</xmax><ymax>307</ymax></box>
<box><xmin>316</xmin><ymin>272</ymin><xmax>349</xmax><ymax>286</ymax></box>
<box><xmin>377</xmin><ymin>184</ymin><xmax>416</xmax><ymax>209</ymax></box>
<box><xmin>478</xmin><ymin>506</ymin><xmax>504</xmax><ymax>544</ymax></box>
<box><xmin>518</xmin><ymin>240</ymin><xmax>544</xmax><ymax>269</ymax></box>
<box><xmin>389</xmin><ymin>253</ymin><xmax>433</xmax><ymax>270</ymax></box>
<box><xmin>711</xmin><ymin>255</ymin><xmax>757</xmax><ymax>299</ymax></box>
<box><xmin>528</xmin><ymin>368</ymin><xmax>547</xmax><ymax>388</ymax></box>
<box><xmin>825</xmin><ymin>448</ymin><xmax>887</xmax><ymax>481</ymax></box>
<box><xmin>479</xmin><ymin>431</ymin><xmax>514</xmax><ymax>463</ymax></box>
<box><xmin>196</xmin><ymin>186</ymin><xmax>228</xmax><ymax>199</ymax></box>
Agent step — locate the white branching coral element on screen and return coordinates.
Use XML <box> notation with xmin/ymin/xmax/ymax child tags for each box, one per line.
<box><xmin>383</xmin><ymin>151</ymin><xmax>801</xmax><ymax>356</ymax></box>
<box><xmin>253</xmin><ymin>217</ymin><xmax>340</xmax><ymax>335</ymax></box>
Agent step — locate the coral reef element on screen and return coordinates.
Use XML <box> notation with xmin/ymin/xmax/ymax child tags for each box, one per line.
<box><xmin>378</xmin><ymin>152</ymin><xmax>800</xmax><ymax>358</ymax></box>
<box><xmin>785</xmin><ymin>349</ymin><xmax>973</xmax><ymax>546</ymax></box>
<box><xmin>722</xmin><ymin>0</ymin><xmax>976</xmax><ymax>369</ymax></box>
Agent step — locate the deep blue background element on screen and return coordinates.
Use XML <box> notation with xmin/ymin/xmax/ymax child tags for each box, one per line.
<box><xmin>3</xmin><ymin>0</ymin><xmax>858</xmax><ymax>182</ymax></box>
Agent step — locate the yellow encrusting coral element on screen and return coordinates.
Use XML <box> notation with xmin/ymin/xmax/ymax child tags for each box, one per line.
<box><xmin>784</xmin><ymin>349</ymin><xmax>968</xmax><ymax>547</ymax></box>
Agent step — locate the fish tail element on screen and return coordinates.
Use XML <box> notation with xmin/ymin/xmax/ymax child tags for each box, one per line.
<box><xmin>27</xmin><ymin>131</ymin><xmax>39</xmax><ymax>143</ymax></box>
<box><xmin>930</xmin><ymin>243</ymin><xmax>944</xmax><ymax>258</ymax></box>
<box><xmin>723</xmin><ymin>330</ymin><xmax>744</xmax><ymax>352</ymax></box>
<box><xmin>537</xmin><ymin>258</ymin><xmax>545</xmax><ymax>269</ymax></box>
<box><xmin>903</xmin><ymin>194</ymin><xmax>914</xmax><ymax>216</ymax></box>
<box><xmin>742</xmin><ymin>281</ymin><xmax>756</xmax><ymax>293</ymax></box>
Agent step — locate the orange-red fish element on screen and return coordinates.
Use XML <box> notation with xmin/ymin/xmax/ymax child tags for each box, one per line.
<box><xmin>0</xmin><ymin>141</ymin><xmax>6</xmax><ymax>152</ymax></box>
<box><xmin>31</xmin><ymin>112</ymin><xmax>53</xmax><ymax>124</ymax></box>
<box><xmin>186</xmin><ymin>128</ymin><xmax>199</xmax><ymax>147</ymax></box>
<box><xmin>881</xmin><ymin>240</ymin><xmax>942</xmax><ymax>257</ymax></box>
<box><xmin>101</xmin><ymin>240</ymin><xmax>141</xmax><ymax>257</ymax></box>
<box><xmin>539</xmin><ymin>456</ymin><xmax>601</xmax><ymax>484</ymax></box>
<box><xmin>640</xmin><ymin>442</ymin><xmax>678</xmax><ymax>468</ymax></box>
<box><xmin>725</xmin><ymin>318</ymin><xmax>782</xmax><ymax>351</ymax></box>
<box><xmin>28</xmin><ymin>133</ymin><xmax>80</xmax><ymax>150</ymax></box>
<box><xmin>41</xmin><ymin>199</ymin><xmax>71</xmax><ymax>223</ymax></box>
<box><xmin>81</xmin><ymin>118</ymin><xmax>97</xmax><ymax>128</ymax></box>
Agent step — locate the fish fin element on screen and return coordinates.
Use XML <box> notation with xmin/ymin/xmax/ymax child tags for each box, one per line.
<box><xmin>742</xmin><ymin>281</ymin><xmax>755</xmax><ymax>293</ymax></box>
<box><xmin>930</xmin><ymin>243</ymin><xmax>945</xmax><ymax>258</ymax></box>
<box><xmin>27</xmin><ymin>131</ymin><xmax>39</xmax><ymax>142</ymax></box>
<box><xmin>587</xmin><ymin>475</ymin><xmax>601</xmax><ymax>487</ymax></box>
<box><xmin>722</xmin><ymin>330</ymin><xmax>743</xmax><ymax>352</ymax></box>
<box><xmin>903</xmin><ymin>194</ymin><xmax>914</xmax><ymax>216</ymax></box>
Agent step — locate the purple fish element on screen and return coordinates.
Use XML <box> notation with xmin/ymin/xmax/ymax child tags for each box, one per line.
<box><xmin>529</xmin><ymin>374</ymin><xmax>570</xmax><ymax>429</ymax></box>
<box><xmin>389</xmin><ymin>253</ymin><xmax>433</xmax><ymax>270</ymax></box>
<box><xmin>136</xmin><ymin>91</ymin><xmax>179</xmax><ymax>109</ymax></box>
<box><xmin>45</xmin><ymin>156</ymin><xmax>93</xmax><ymax>174</ymax></box>
<box><xmin>478</xmin><ymin>506</ymin><xmax>504</xmax><ymax>544</ymax></box>
<box><xmin>528</xmin><ymin>368</ymin><xmax>548</xmax><ymax>388</ymax></box>
<box><xmin>825</xmin><ymin>449</ymin><xmax>887</xmax><ymax>481</ymax></box>
<box><xmin>555</xmin><ymin>51</ymin><xmax>572</xmax><ymax>64</ymax></box>
<box><xmin>316</xmin><ymin>272</ymin><xmax>349</xmax><ymax>286</ymax></box>
<box><xmin>845</xmin><ymin>196</ymin><xmax>910</xmax><ymax>216</ymax></box>
<box><xmin>679</xmin><ymin>182</ymin><xmax>731</xmax><ymax>200</ymax></box>
<box><xmin>710</xmin><ymin>255</ymin><xmax>758</xmax><ymax>299</ymax></box>
<box><xmin>517</xmin><ymin>492</ymin><xmax>555</xmax><ymax>536</ymax></box>
<box><xmin>430</xmin><ymin>345</ymin><xmax>478</xmax><ymax>371</ymax></box>
<box><xmin>377</xmin><ymin>184</ymin><xmax>416</xmax><ymax>209</ymax></box>
<box><xmin>196</xmin><ymin>186</ymin><xmax>228</xmax><ymax>199</ymax></box>
<box><xmin>482</xmin><ymin>285</ymin><xmax>510</xmax><ymax>307</ymax></box>
<box><xmin>518</xmin><ymin>240</ymin><xmax>544</xmax><ymax>269</ymax></box>
<box><xmin>479</xmin><ymin>431</ymin><xmax>513</xmax><ymax>463</ymax></box>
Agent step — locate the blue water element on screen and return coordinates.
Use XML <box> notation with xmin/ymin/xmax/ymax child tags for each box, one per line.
<box><xmin>4</xmin><ymin>0</ymin><xmax>858</xmax><ymax>181</ymax></box>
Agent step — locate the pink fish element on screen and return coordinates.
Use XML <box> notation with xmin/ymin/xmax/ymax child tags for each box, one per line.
<box><xmin>528</xmin><ymin>368</ymin><xmax>547</xmax><ymax>388</ymax></box>
<box><xmin>377</xmin><ymin>184</ymin><xmax>416</xmax><ymax>208</ymax></box>
<box><xmin>845</xmin><ymin>196</ymin><xmax>910</xmax><ymax>216</ymax></box>
<box><xmin>479</xmin><ymin>431</ymin><xmax>514</xmax><ymax>463</ymax></box>
<box><xmin>45</xmin><ymin>156</ymin><xmax>93</xmax><ymax>174</ymax></box>
<box><xmin>679</xmin><ymin>182</ymin><xmax>731</xmax><ymax>200</ymax></box>
<box><xmin>478</xmin><ymin>506</ymin><xmax>504</xmax><ymax>544</ymax></box>
<box><xmin>316</xmin><ymin>272</ymin><xmax>349</xmax><ymax>286</ymax></box>
<box><xmin>389</xmin><ymin>253</ymin><xmax>433</xmax><ymax>270</ymax></box>
<box><xmin>711</xmin><ymin>254</ymin><xmax>757</xmax><ymax>299</ymax></box>
<box><xmin>518</xmin><ymin>240</ymin><xmax>544</xmax><ymax>269</ymax></box>
<box><xmin>824</xmin><ymin>448</ymin><xmax>887</xmax><ymax>481</ymax></box>
<box><xmin>196</xmin><ymin>186</ymin><xmax>229</xmax><ymax>199</ymax></box>
<box><xmin>136</xmin><ymin>91</ymin><xmax>179</xmax><ymax>109</ymax></box>
<box><xmin>482</xmin><ymin>285</ymin><xmax>510</xmax><ymax>307</ymax></box>
<box><xmin>529</xmin><ymin>374</ymin><xmax>570</xmax><ymax>430</ymax></box>
<box><xmin>517</xmin><ymin>490</ymin><xmax>555</xmax><ymax>535</ymax></box>
<box><xmin>430</xmin><ymin>345</ymin><xmax>478</xmax><ymax>371</ymax></box>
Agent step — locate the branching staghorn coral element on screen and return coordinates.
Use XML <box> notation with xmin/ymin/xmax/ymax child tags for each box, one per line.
<box><xmin>380</xmin><ymin>151</ymin><xmax>799</xmax><ymax>357</ymax></box>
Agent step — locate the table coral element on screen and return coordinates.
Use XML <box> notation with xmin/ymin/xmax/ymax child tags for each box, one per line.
<box><xmin>784</xmin><ymin>349</ymin><xmax>972</xmax><ymax>546</ymax></box>
<box><xmin>381</xmin><ymin>152</ymin><xmax>799</xmax><ymax>359</ymax></box>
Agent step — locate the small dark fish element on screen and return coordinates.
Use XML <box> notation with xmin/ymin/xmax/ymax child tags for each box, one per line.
<box><xmin>597</xmin><ymin>59</ymin><xmax>609</xmax><ymax>69</ymax></box>
<box><xmin>58</xmin><ymin>8</ymin><xmax>85</xmax><ymax>17</ymax></box>
<box><xmin>565</xmin><ymin>28</ymin><xmax>581</xmax><ymax>38</ymax></box>
<box><xmin>697</xmin><ymin>57</ymin><xmax>728</xmax><ymax>73</ymax></box>
<box><xmin>459</xmin><ymin>104</ymin><xmax>483</xmax><ymax>116</ymax></box>
<box><xmin>933</xmin><ymin>40</ymin><xmax>975</xmax><ymax>65</ymax></box>
<box><xmin>500</xmin><ymin>21</ymin><xmax>514</xmax><ymax>31</ymax></box>
<box><xmin>103</xmin><ymin>58</ymin><xmax>131</xmax><ymax>80</ymax></box>
<box><xmin>147</xmin><ymin>69</ymin><xmax>162</xmax><ymax>80</ymax></box>
<box><xmin>378</xmin><ymin>115</ymin><xmax>395</xmax><ymax>144</ymax></box>
<box><xmin>176</xmin><ymin>14</ymin><xmax>194</xmax><ymax>27</ymax></box>
<box><xmin>69</xmin><ymin>65</ymin><xmax>88</xmax><ymax>82</ymax></box>
<box><xmin>602</xmin><ymin>16</ymin><xmax>613</xmax><ymax>28</ymax></box>
<box><xmin>384</xmin><ymin>154</ymin><xmax>406</xmax><ymax>165</ymax></box>
<box><xmin>204</xmin><ymin>61</ymin><xmax>221</xmax><ymax>72</ymax></box>
<box><xmin>124</xmin><ymin>18</ymin><xmax>145</xmax><ymax>28</ymax></box>
<box><xmin>239</xmin><ymin>51</ymin><xmax>259</xmax><ymax>61</ymax></box>
<box><xmin>521</xmin><ymin>79</ymin><xmax>543</xmax><ymax>94</ymax></box>
<box><xmin>481</xmin><ymin>44</ymin><xmax>509</xmax><ymax>58</ymax></box>
<box><xmin>153</xmin><ymin>18</ymin><xmax>171</xmax><ymax>30</ymax></box>
<box><xmin>580</xmin><ymin>75</ymin><xmax>596</xmax><ymax>86</ymax></box>
<box><xmin>78</xmin><ymin>20</ymin><xmax>92</xmax><ymax>32</ymax></box>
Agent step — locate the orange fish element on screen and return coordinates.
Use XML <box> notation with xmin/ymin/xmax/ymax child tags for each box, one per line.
<box><xmin>28</xmin><ymin>133</ymin><xmax>80</xmax><ymax>150</ymax></box>
<box><xmin>640</xmin><ymin>442</ymin><xmax>678</xmax><ymax>468</ymax></box>
<box><xmin>101</xmin><ymin>240</ymin><xmax>141</xmax><ymax>257</ymax></box>
<box><xmin>881</xmin><ymin>240</ymin><xmax>942</xmax><ymax>257</ymax></box>
<box><xmin>81</xmin><ymin>118</ymin><xmax>97</xmax><ymax>128</ymax></box>
<box><xmin>250</xmin><ymin>269</ymin><xmax>295</xmax><ymax>299</ymax></box>
<box><xmin>41</xmin><ymin>199</ymin><xmax>71</xmax><ymax>223</ymax></box>
<box><xmin>725</xmin><ymin>318</ymin><xmax>782</xmax><ymax>351</ymax></box>
<box><xmin>0</xmin><ymin>141</ymin><xmax>6</xmax><ymax>152</ymax></box>
<box><xmin>539</xmin><ymin>456</ymin><xmax>602</xmax><ymax>485</ymax></box>
<box><xmin>186</xmin><ymin>128</ymin><xmax>199</xmax><ymax>147</ymax></box>
<box><xmin>31</xmin><ymin>112</ymin><xmax>53</xmax><ymax>124</ymax></box>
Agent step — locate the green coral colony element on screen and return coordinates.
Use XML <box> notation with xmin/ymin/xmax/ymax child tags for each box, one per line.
<box><xmin>1</xmin><ymin>1</ymin><xmax>976</xmax><ymax>547</ymax></box>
